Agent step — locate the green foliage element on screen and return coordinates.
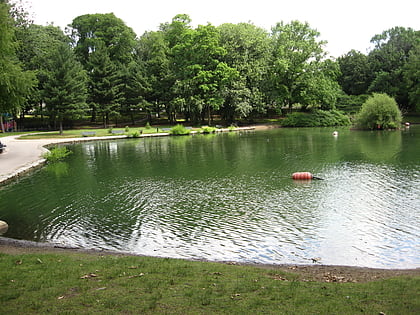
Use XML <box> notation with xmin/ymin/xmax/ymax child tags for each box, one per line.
<box><xmin>201</xmin><ymin>126</ymin><xmax>216</xmax><ymax>134</ymax></box>
<box><xmin>129</xmin><ymin>131</ymin><xmax>141</xmax><ymax>138</ymax></box>
<box><xmin>43</xmin><ymin>42</ymin><xmax>88</xmax><ymax>134</ymax></box>
<box><xmin>336</xmin><ymin>94</ymin><xmax>369</xmax><ymax>114</ymax></box>
<box><xmin>355</xmin><ymin>93</ymin><xmax>402</xmax><ymax>129</ymax></box>
<box><xmin>145</xmin><ymin>122</ymin><xmax>151</xmax><ymax>129</ymax></box>
<box><xmin>281</xmin><ymin>110</ymin><xmax>351</xmax><ymax>127</ymax></box>
<box><xmin>42</xmin><ymin>146</ymin><xmax>72</xmax><ymax>163</ymax></box>
<box><xmin>0</xmin><ymin>1</ymin><xmax>37</xmax><ymax>114</ymax></box>
<box><xmin>338</xmin><ymin>50</ymin><xmax>372</xmax><ymax>95</ymax></box>
<box><xmin>169</xmin><ymin>124</ymin><xmax>190</xmax><ymax>135</ymax></box>
<box><xmin>125</xmin><ymin>126</ymin><xmax>129</xmax><ymax>132</ymax></box>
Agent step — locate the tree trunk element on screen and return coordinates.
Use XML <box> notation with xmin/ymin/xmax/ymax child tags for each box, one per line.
<box><xmin>0</xmin><ymin>116</ymin><xmax>5</xmax><ymax>133</ymax></box>
<box><xmin>59</xmin><ymin>120</ymin><xmax>63</xmax><ymax>136</ymax></box>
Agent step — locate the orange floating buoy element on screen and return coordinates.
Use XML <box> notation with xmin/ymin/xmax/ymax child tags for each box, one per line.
<box><xmin>292</xmin><ymin>172</ymin><xmax>324</xmax><ymax>180</ymax></box>
<box><xmin>292</xmin><ymin>172</ymin><xmax>313</xmax><ymax>180</ymax></box>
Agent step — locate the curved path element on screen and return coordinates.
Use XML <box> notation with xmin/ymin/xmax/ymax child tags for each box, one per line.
<box><xmin>0</xmin><ymin>134</ymin><xmax>126</xmax><ymax>184</ymax></box>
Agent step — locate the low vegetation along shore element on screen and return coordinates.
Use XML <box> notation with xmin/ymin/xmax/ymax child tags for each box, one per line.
<box><xmin>0</xmin><ymin>240</ymin><xmax>419</xmax><ymax>314</ymax></box>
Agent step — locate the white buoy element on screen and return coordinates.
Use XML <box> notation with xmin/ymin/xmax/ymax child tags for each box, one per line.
<box><xmin>0</xmin><ymin>220</ymin><xmax>8</xmax><ymax>235</ymax></box>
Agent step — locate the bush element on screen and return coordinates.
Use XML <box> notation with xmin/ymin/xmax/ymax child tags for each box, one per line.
<box><xmin>42</xmin><ymin>146</ymin><xmax>72</xmax><ymax>163</ymax></box>
<box><xmin>145</xmin><ymin>122</ymin><xmax>151</xmax><ymax>129</ymax></box>
<box><xmin>170</xmin><ymin>124</ymin><xmax>191</xmax><ymax>135</ymax></box>
<box><xmin>129</xmin><ymin>131</ymin><xmax>141</xmax><ymax>138</ymax></box>
<box><xmin>281</xmin><ymin>110</ymin><xmax>351</xmax><ymax>127</ymax></box>
<box><xmin>201</xmin><ymin>126</ymin><xmax>216</xmax><ymax>134</ymax></box>
<box><xmin>355</xmin><ymin>93</ymin><xmax>402</xmax><ymax>130</ymax></box>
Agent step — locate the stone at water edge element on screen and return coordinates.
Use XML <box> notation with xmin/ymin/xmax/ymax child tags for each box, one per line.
<box><xmin>0</xmin><ymin>220</ymin><xmax>8</xmax><ymax>235</ymax></box>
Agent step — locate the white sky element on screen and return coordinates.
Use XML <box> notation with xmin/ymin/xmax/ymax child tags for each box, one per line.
<box><xmin>20</xmin><ymin>0</ymin><xmax>420</xmax><ymax>58</ymax></box>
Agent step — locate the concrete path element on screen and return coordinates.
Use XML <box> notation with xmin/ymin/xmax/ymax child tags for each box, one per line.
<box><xmin>0</xmin><ymin>134</ymin><xmax>126</xmax><ymax>184</ymax></box>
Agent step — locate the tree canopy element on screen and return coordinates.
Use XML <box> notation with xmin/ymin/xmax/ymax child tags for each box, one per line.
<box><xmin>1</xmin><ymin>5</ymin><xmax>419</xmax><ymax>132</ymax></box>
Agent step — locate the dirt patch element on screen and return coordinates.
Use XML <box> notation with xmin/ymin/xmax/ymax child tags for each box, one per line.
<box><xmin>1</xmin><ymin>237</ymin><xmax>418</xmax><ymax>283</ymax></box>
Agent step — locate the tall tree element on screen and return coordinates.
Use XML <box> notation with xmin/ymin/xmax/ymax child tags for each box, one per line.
<box><xmin>69</xmin><ymin>13</ymin><xmax>137</xmax><ymax>66</ymax></box>
<box><xmin>15</xmin><ymin>24</ymin><xmax>69</xmax><ymax>117</ymax></box>
<box><xmin>171</xmin><ymin>23</ymin><xmax>238</xmax><ymax>124</ymax></box>
<box><xmin>43</xmin><ymin>43</ymin><xmax>88</xmax><ymax>134</ymax></box>
<box><xmin>0</xmin><ymin>0</ymin><xmax>36</xmax><ymax>131</ymax></box>
<box><xmin>403</xmin><ymin>43</ymin><xmax>420</xmax><ymax>112</ymax></box>
<box><xmin>368</xmin><ymin>27</ymin><xmax>419</xmax><ymax>110</ymax></box>
<box><xmin>218</xmin><ymin>23</ymin><xmax>271</xmax><ymax>122</ymax></box>
<box><xmin>337</xmin><ymin>50</ymin><xmax>372</xmax><ymax>95</ymax></box>
<box><xmin>137</xmin><ymin>31</ymin><xmax>171</xmax><ymax>121</ymax></box>
<box><xmin>269</xmin><ymin>21</ymin><xmax>336</xmax><ymax>111</ymax></box>
<box><xmin>88</xmin><ymin>43</ymin><xmax>122</xmax><ymax>128</ymax></box>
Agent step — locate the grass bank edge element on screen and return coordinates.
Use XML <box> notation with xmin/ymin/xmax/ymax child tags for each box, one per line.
<box><xmin>0</xmin><ymin>252</ymin><xmax>418</xmax><ymax>314</ymax></box>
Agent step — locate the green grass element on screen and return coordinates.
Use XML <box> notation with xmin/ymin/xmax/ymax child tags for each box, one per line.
<box><xmin>16</xmin><ymin>127</ymin><xmax>167</xmax><ymax>140</ymax></box>
<box><xmin>0</xmin><ymin>252</ymin><xmax>418</xmax><ymax>314</ymax></box>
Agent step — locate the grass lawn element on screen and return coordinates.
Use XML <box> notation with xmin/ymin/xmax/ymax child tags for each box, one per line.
<box><xmin>15</xmin><ymin>126</ymin><xmax>175</xmax><ymax>140</ymax></box>
<box><xmin>0</xmin><ymin>252</ymin><xmax>418</xmax><ymax>314</ymax></box>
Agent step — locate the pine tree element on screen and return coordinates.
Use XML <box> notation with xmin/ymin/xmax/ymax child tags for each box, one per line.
<box><xmin>43</xmin><ymin>43</ymin><xmax>88</xmax><ymax>134</ymax></box>
<box><xmin>88</xmin><ymin>44</ymin><xmax>122</xmax><ymax>128</ymax></box>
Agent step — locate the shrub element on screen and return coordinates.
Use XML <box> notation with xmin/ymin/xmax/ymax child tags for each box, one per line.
<box><xmin>281</xmin><ymin>110</ymin><xmax>350</xmax><ymax>127</ymax></box>
<box><xmin>145</xmin><ymin>122</ymin><xmax>151</xmax><ymax>129</ymax></box>
<box><xmin>170</xmin><ymin>124</ymin><xmax>191</xmax><ymax>135</ymax></box>
<box><xmin>201</xmin><ymin>126</ymin><xmax>216</xmax><ymax>134</ymax></box>
<box><xmin>355</xmin><ymin>93</ymin><xmax>402</xmax><ymax>130</ymax></box>
<box><xmin>108</xmin><ymin>127</ymin><xmax>113</xmax><ymax>134</ymax></box>
<box><xmin>125</xmin><ymin>126</ymin><xmax>130</xmax><ymax>132</ymax></box>
<box><xmin>42</xmin><ymin>146</ymin><xmax>72</xmax><ymax>163</ymax></box>
<box><xmin>129</xmin><ymin>131</ymin><xmax>140</xmax><ymax>138</ymax></box>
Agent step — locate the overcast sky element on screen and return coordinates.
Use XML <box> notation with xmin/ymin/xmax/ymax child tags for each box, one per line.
<box><xmin>21</xmin><ymin>0</ymin><xmax>420</xmax><ymax>57</ymax></box>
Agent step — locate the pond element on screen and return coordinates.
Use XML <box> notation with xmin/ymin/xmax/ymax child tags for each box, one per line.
<box><xmin>0</xmin><ymin>126</ymin><xmax>419</xmax><ymax>268</ymax></box>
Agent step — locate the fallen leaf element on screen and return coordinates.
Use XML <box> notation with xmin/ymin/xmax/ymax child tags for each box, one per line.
<box><xmin>128</xmin><ymin>273</ymin><xmax>145</xmax><ymax>279</ymax></box>
<box><xmin>80</xmin><ymin>273</ymin><xmax>98</xmax><ymax>279</ymax></box>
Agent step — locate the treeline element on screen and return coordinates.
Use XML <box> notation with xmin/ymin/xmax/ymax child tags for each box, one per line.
<box><xmin>1</xmin><ymin>0</ymin><xmax>419</xmax><ymax>132</ymax></box>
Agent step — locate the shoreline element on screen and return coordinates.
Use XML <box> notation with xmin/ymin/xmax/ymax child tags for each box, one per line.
<box><xmin>0</xmin><ymin>126</ymin><xmax>262</xmax><ymax>185</ymax></box>
<box><xmin>1</xmin><ymin>124</ymin><xmax>418</xmax><ymax>280</ymax></box>
<box><xmin>1</xmin><ymin>236</ymin><xmax>418</xmax><ymax>282</ymax></box>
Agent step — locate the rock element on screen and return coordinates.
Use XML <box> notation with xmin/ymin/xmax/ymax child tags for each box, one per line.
<box><xmin>0</xmin><ymin>220</ymin><xmax>8</xmax><ymax>235</ymax></box>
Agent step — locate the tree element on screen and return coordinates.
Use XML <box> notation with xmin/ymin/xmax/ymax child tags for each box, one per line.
<box><xmin>69</xmin><ymin>13</ymin><xmax>137</xmax><ymax>66</ymax></box>
<box><xmin>43</xmin><ymin>43</ymin><xmax>88</xmax><ymax>134</ymax></box>
<box><xmin>338</xmin><ymin>50</ymin><xmax>372</xmax><ymax>95</ymax></box>
<box><xmin>0</xmin><ymin>0</ymin><xmax>36</xmax><ymax>131</ymax></box>
<box><xmin>88</xmin><ymin>43</ymin><xmax>122</xmax><ymax>127</ymax></box>
<box><xmin>368</xmin><ymin>27</ymin><xmax>419</xmax><ymax>110</ymax></box>
<box><xmin>119</xmin><ymin>60</ymin><xmax>151</xmax><ymax>125</ymax></box>
<box><xmin>137</xmin><ymin>30</ymin><xmax>171</xmax><ymax>121</ymax></box>
<box><xmin>171</xmin><ymin>23</ymin><xmax>238</xmax><ymax>124</ymax></box>
<box><xmin>218</xmin><ymin>23</ymin><xmax>271</xmax><ymax>122</ymax></box>
<box><xmin>403</xmin><ymin>43</ymin><xmax>420</xmax><ymax>112</ymax></box>
<box><xmin>269</xmin><ymin>21</ymin><xmax>337</xmax><ymax>111</ymax></box>
<box><xmin>15</xmin><ymin>24</ymin><xmax>70</xmax><ymax>117</ymax></box>
<box><xmin>355</xmin><ymin>93</ymin><xmax>402</xmax><ymax>130</ymax></box>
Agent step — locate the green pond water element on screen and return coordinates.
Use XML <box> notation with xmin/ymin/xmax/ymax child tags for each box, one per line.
<box><xmin>0</xmin><ymin>126</ymin><xmax>419</xmax><ymax>268</ymax></box>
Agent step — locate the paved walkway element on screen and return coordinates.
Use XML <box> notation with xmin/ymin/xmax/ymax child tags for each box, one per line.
<box><xmin>0</xmin><ymin>134</ymin><xmax>127</xmax><ymax>184</ymax></box>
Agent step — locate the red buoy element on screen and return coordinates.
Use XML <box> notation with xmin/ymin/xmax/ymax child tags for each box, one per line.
<box><xmin>292</xmin><ymin>172</ymin><xmax>314</xmax><ymax>180</ymax></box>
